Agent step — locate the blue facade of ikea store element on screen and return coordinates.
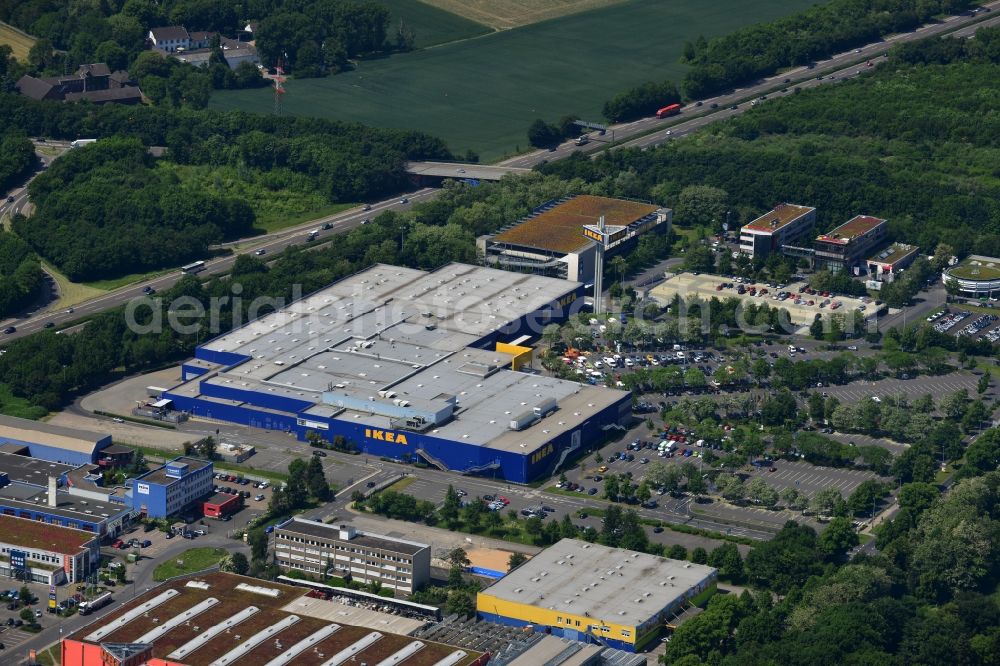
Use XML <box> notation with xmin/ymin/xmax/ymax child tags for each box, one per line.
<box><xmin>162</xmin><ymin>279</ymin><xmax>630</xmax><ymax>483</ymax></box>
<box><xmin>165</xmin><ymin>385</ymin><xmax>630</xmax><ymax>484</ymax></box>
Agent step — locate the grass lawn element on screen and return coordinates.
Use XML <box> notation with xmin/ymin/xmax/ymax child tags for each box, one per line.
<box><xmin>384</xmin><ymin>476</ymin><xmax>417</xmax><ymax>492</ymax></box>
<box><xmin>210</xmin><ymin>0</ymin><xmax>819</xmax><ymax>161</ymax></box>
<box><xmin>41</xmin><ymin>261</ymin><xmax>107</xmax><ymax>307</ymax></box>
<box><xmin>381</xmin><ymin>0</ymin><xmax>491</xmax><ymax>47</ymax></box>
<box><xmin>254</xmin><ymin>202</ymin><xmax>357</xmax><ymax>234</ymax></box>
<box><xmin>35</xmin><ymin>644</ymin><xmax>60</xmax><ymax>666</ymax></box>
<box><xmin>82</xmin><ymin>267</ymin><xmax>175</xmax><ymax>291</ymax></box>
<box><xmin>420</xmin><ymin>0</ymin><xmax>626</xmax><ymax>29</ymax></box>
<box><xmin>948</xmin><ymin>258</ymin><xmax>1000</xmax><ymax>281</ymax></box>
<box><xmin>0</xmin><ymin>21</ymin><xmax>35</xmax><ymax>61</ymax></box>
<box><xmin>153</xmin><ymin>547</ymin><xmax>228</xmax><ymax>581</ymax></box>
<box><xmin>0</xmin><ymin>383</ymin><xmax>48</xmax><ymax>419</ymax></box>
<box><xmin>213</xmin><ymin>462</ymin><xmax>290</xmax><ymax>484</ymax></box>
<box><xmin>165</xmin><ymin>163</ymin><xmax>357</xmax><ymax>234</ymax></box>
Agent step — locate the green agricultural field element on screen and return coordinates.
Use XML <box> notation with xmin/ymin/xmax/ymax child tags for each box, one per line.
<box><xmin>211</xmin><ymin>0</ymin><xmax>818</xmax><ymax>161</ymax></box>
<box><xmin>381</xmin><ymin>0</ymin><xmax>491</xmax><ymax>48</ymax></box>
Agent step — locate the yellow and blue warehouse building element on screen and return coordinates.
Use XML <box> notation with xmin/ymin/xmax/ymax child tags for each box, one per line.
<box><xmin>477</xmin><ymin>539</ymin><xmax>717</xmax><ymax>652</ymax></box>
<box><xmin>163</xmin><ymin>263</ymin><xmax>631</xmax><ymax>484</ymax></box>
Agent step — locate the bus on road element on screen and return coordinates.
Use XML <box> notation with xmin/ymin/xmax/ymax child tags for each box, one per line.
<box><xmin>181</xmin><ymin>260</ymin><xmax>206</xmax><ymax>274</ymax></box>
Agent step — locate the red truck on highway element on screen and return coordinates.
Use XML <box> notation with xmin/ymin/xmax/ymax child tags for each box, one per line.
<box><xmin>656</xmin><ymin>103</ymin><xmax>681</xmax><ymax>118</ymax></box>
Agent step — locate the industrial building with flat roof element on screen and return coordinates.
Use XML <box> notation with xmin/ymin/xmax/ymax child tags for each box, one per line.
<box><xmin>813</xmin><ymin>215</ymin><xmax>888</xmax><ymax>274</ymax></box>
<box><xmin>275</xmin><ymin>519</ymin><xmax>430</xmax><ymax>596</ymax></box>
<box><xmin>0</xmin><ymin>415</ymin><xmax>112</xmax><ymax>466</ymax></box>
<box><xmin>478</xmin><ymin>195</ymin><xmax>670</xmax><ymax>284</ymax></box>
<box><xmin>739</xmin><ymin>204</ymin><xmax>816</xmax><ymax>258</ymax></box>
<box><xmin>61</xmin><ymin>571</ymin><xmax>483</xmax><ymax>666</ymax></box>
<box><xmin>163</xmin><ymin>263</ymin><xmax>631</xmax><ymax>483</ymax></box>
<box><xmin>477</xmin><ymin>538</ymin><xmax>717</xmax><ymax>652</ymax></box>
<box><xmin>0</xmin><ymin>451</ymin><xmax>133</xmax><ymax>538</ymax></box>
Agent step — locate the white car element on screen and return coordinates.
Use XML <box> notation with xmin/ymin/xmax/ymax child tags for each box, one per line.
<box><xmin>871</xmin><ymin>396</ymin><xmax>882</xmax><ymax>403</ymax></box>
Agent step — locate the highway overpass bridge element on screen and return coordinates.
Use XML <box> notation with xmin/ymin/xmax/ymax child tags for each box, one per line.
<box><xmin>405</xmin><ymin>161</ymin><xmax>532</xmax><ymax>184</ymax></box>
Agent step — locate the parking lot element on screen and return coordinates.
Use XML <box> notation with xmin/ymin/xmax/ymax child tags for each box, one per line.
<box><xmin>814</xmin><ymin>371</ymin><xmax>980</xmax><ymax>406</ymax></box>
<box><xmin>744</xmin><ymin>459</ymin><xmax>883</xmax><ymax>497</ymax></box>
<box><xmin>649</xmin><ymin>272</ymin><xmax>877</xmax><ymax>327</ymax></box>
<box><xmin>0</xmin><ymin>582</ymin><xmax>59</xmax><ymax>645</ymax></box>
<box><xmin>927</xmin><ymin>307</ymin><xmax>1000</xmax><ymax>341</ymax></box>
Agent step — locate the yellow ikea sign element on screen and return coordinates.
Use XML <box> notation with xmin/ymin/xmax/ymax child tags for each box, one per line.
<box><xmin>531</xmin><ymin>444</ymin><xmax>554</xmax><ymax>464</ymax></box>
<box><xmin>364</xmin><ymin>428</ymin><xmax>408</xmax><ymax>445</ymax></box>
<box><xmin>583</xmin><ymin>228</ymin><xmax>605</xmax><ymax>243</ymax></box>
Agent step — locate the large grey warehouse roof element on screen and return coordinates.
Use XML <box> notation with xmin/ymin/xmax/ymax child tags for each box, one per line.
<box><xmin>0</xmin><ymin>483</ymin><xmax>128</xmax><ymax>522</ymax></box>
<box><xmin>481</xmin><ymin>539</ymin><xmax>716</xmax><ymax>626</ymax></box>
<box><xmin>0</xmin><ymin>415</ymin><xmax>109</xmax><ymax>454</ymax></box>
<box><xmin>200</xmin><ymin>263</ymin><xmax>579</xmax><ymax>362</ymax></box>
<box><xmin>170</xmin><ymin>263</ymin><xmax>626</xmax><ymax>455</ymax></box>
<box><xmin>0</xmin><ymin>451</ymin><xmax>79</xmax><ymax>486</ymax></box>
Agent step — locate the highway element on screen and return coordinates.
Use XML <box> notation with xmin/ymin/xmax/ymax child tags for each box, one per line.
<box><xmin>1</xmin><ymin>4</ymin><xmax>998</xmax><ymax>343</ymax></box>
<box><xmin>0</xmin><ymin>185</ymin><xmax>437</xmax><ymax>340</ymax></box>
<box><xmin>499</xmin><ymin>4</ymin><xmax>1000</xmax><ymax>163</ymax></box>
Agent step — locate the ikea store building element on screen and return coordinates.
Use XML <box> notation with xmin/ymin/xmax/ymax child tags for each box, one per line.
<box><xmin>163</xmin><ymin>263</ymin><xmax>631</xmax><ymax>483</ymax></box>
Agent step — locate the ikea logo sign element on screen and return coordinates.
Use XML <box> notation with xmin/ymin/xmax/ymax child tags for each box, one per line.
<box><xmin>531</xmin><ymin>444</ymin><xmax>554</xmax><ymax>464</ymax></box>
<box><xmin>365</xmin><ymin>428</ymin><xmax>408</xmax><ymax>445</ymax></box>
<box><xmin>583</xmin><ymin>228</ymin><xmax>604</xmax><ymax>243</ymax></box>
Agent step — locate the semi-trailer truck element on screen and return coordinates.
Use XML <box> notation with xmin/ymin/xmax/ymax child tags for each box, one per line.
<box><xmin>70</xmin><ymin>139</ymin><xmax>98</xmax><ymax>148</ymax></box>
<box><xmin>655</xmin><ymin>103</ymin><xmax>681</xmax><ymax>119</ymax></box>
<box><xmin>79</xmin><ymin>592</ymin><xmax>113</xmax><ymax>615</ymax></box>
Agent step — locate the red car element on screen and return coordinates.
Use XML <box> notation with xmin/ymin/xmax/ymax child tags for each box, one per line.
<box><xmin>498</xmin><ymin>496</ymin><xmax>510</xmax><ymax>505</ymax></box>
<box><xmin>112</xmin><ymin>539</ymin><xmax>124</xmax><ymax>549</ymax></box>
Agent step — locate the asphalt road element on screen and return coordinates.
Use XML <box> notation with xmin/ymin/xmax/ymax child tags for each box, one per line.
<box><xmin>2</xmin><ymin>5</ymin><xmax>998</xmax><ymax>343</ymax></box>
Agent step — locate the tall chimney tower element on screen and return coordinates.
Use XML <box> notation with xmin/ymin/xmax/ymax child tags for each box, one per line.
<box><xmin>48</xmin><ymin>476</ymin><xmax>58</xmax><ymax>507</ymax></box>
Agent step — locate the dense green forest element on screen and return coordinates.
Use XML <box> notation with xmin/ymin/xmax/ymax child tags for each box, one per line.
<box><xmin>16</xmin><ymin>138</ymin><xmax>254</xmax><ymax>280</ymax></box>
<box><xmin>0</xmin><ymin>131</ymin><xmax>34</xmax><ymax>193</ymax></box>
<box><xmin>0</xmin><ymin>0</ymin><xmax>408</xmax><ymax>85</ymax></box>
<box><xmin>602</xmin><ymin>80</ymin><xmax>681</xmax><ymax>123</ymax></box>
<box><xmin>0</xmin><ymin>90</ymin><xmax>450</xmax><ymax>279</ymax></box>
<box><xmin>254</xmin><ymin>0</ymin><xmax>400</xmax><ymax>76</ymax></box>
<box><xmin>664</xmin><ymin>467</ymin><xmax>1000</xmax><ymax>665</ymax></box>
<box><xmin>679</xmin><ymin>0</ymin><xmax>977</xmax><ymax>98</ymax></box>
<box><xmin>0</xmin><ymin>230</ymin><xmax>43</xmax><ymax>318</ymax></box>
<box><xmin>548</xmin><ymin>28</ymin><xmax>1000</xmax><ymax>258</ymax></box>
